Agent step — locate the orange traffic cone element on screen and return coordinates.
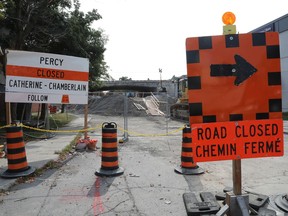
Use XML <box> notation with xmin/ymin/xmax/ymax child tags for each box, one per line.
<box><xmin>1</xmin><ymin>125</ymin><xmax>35</xmax><ymax>178</ymax></box>
<box><xmin>95</xmin><ymin>122</ymin><xmax>124</xmax><ymax>177</ymax></box>
<box><xmin>175</xmin><ymin>125</ymin><xmax>204</xmax><ymax>175</ymax></box>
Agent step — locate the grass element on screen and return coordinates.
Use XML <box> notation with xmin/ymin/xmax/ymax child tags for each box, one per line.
<box><xmin>0</xmin><ymin>112</ymin><xmax>76</xmax><ymax>139</ymax></box>
<box><xmin>48</xmin><ymin>112</ymin><xmax>76</xmax><ymax>128</ymax></box>
<box><xmin>21</xmin><ymin>112</ymin><xmax>77</xmax><ymax>140</ymax></box>
<box><xmin>55</xmin><ymin>132</ymin><xmax>82</xmax><ymax>160</ymax></box>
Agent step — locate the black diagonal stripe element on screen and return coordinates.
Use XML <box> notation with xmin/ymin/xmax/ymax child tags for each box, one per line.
<box><xmin>7</xmin><ymin>166</ymin><xmax>30</xmax><ymax>173</ymax></box>
<box><xmin>6</xmin><ymin>127</ymin><xmax>22</xmax><ymax>133</ymax></box>
<box><xmin>6</xmin><ymin>137</ymin><xmax>24</xmax><ymax>144</ymax></box>
<box><xmin>182</xmin><ymin>147</ymin><xmax>192</xmax><ymax>152</ymax></box>
<box><xmin>181</xmin><ymin>156</ymin><xmax>193</xmax><ymax>162</ymax></box>
<box><xmin>183</xmin><ymin>127</ymin><xmax>191</xmax><ymax>134</ymax></box>
<box><xmin>7</xmin><ymin>147</ymin><xmax>25</xmax><ymax>154</ymax></box>
<box><xmin>102</xmin><ymin>128</ymin><xmax>117</xmax><ymax>133</ymax></box>
<box><xmin>7</xmin><ymin>157</ymin><xmax>27</xmax><ymax>164</ymax></box>
<box><xmin>101</xmin><ymin>156</ymin><xmax>118</xmax><ymax>162</ymax></box>
<box><xmin>101</xmin><ymin>166</ymin><xmax>119</xmax><ymax>170</ymax></box>
<box><xmin>182</xmin><ymin>137</ymin><xmax>192</xmax><ymax>143</ymax></box>
<box><xmin>102</xmin><ymin>147</ymin><xmax>117</xmax><ymax>152</ymax></box>
<box><xmin>102</xmin><ymin>138</ymin><xmax>117</xmax><ymax>143</ymax></box>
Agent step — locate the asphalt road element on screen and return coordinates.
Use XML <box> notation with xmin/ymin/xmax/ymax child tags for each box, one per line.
<box><xmin>0</xmin><ymin>115</ymin><xmax>288</xmax><ymax>216</ymax></box>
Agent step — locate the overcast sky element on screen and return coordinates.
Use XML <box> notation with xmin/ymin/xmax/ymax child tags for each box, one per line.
<box><xmin>79</xmin><ymin>0</ymin><xmax>288</xmax><ymax>80</ymax></box>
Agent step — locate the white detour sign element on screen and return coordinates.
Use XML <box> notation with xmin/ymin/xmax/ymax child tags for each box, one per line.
<box><xmin>5</xmin><ymin>50</ymin><xmax>89</xmax><ymax>104</ymax></box>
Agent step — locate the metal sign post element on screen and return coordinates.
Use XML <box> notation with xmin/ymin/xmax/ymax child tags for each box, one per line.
<box><xmin>84</xmin><ymin>104</ymin><xmax>88</xmax><ymax>139</ymax></box>
<box><xmin>232</xmin><ymin>159</ymin><xmax>242</xmax><ymax>195</ymax></box>
<box><xmin>124</xmin><ymin>93</ymin><xmax>128</xmax><ymax>141</ymax></box>
<box><xmin>120</xmin><ymin>92</ymin><xmax>128</xmax><ymax>143</ymax></box>
<box><xmin>222</xmin><ymin>12</ymin><xmax>243</xmax><ymax>197</ymax></box>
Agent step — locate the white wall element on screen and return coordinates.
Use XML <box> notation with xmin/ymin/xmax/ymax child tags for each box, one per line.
<box><xmin>280</xmin><ymin>30</ymin><xmax>288</xmax><ymax>112</ymax></box>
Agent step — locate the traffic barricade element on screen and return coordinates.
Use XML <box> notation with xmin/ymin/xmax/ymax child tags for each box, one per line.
<box><xmin>175</xmin><ymin>125</ymin><xmax>204</xmax><ymax>175</ymax></box>
<box><xmin>1</xmin><ymin>124</ymin><xmax>35</xmax><ymax>178</ymax></box>
<box><xmin>95</xmin><ymin>122</ymin><xmax>124</xmax><ymax>177</ymax></box>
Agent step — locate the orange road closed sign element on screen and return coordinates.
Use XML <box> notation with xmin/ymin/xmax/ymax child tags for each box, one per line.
<box><xmin>185</xmin><ymin>32</ymin><xmax>283</xmax><ymax>162</ymax></box>
<box><xmin>192</xmin><ymin>119</ymin><xmax>283</xmax><ymax>162</ymax></box>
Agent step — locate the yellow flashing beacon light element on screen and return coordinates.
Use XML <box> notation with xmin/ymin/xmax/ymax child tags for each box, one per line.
<box><xmin>222</xmin><ymin>12</ymin><xmax>236</xmax><ymax>35</ymax></box>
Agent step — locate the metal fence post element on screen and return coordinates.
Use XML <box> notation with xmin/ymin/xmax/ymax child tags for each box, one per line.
<box><xmin>121</xmin><ymin>92</ymin><xmax>129</xmax><ymax>142</ymax></box>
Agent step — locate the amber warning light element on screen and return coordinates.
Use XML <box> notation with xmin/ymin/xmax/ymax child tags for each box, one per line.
<box><xmin>222</xmin><ymin>12</ymin><xmax>236</xmax><ymax>34</ymax></box>
<box><xmin>222</xmin><ymin>12</ymin><xmax>236</xmax><ymax>25</ymax></box>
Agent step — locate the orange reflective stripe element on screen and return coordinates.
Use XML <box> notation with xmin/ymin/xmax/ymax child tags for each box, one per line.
<box><xmin>182</xmin><ymin>143</ymin><xmax>192</xmax><ymax>148</ymax></box>
<box><xmin>6</xmin><ymin>65</ymin><xmax>88</xmax><ymax>81</ymax></box>
<box><xmin>6</xmin><ymin>131</ymin><xmax>23</xmax><ymax>138</ymax></box>
<box><xmin>6</xmin><ymin>142</ymin><xmax>25</xmax><ymax>149</ymax></box>
<box><xmin>102</xmin><ymin>142</ymin><xmax>117</xmax><ymax>148</ymax></box>
<box><xmin>102</xmin><ymin>152</ymin><xmax>118</xmax><ymax>157</ymax></box>
<box><xmin>102</xmin><ymin>133</ymin><xmax>117</xmax><ymax>138</ymax></box>
<box><xmin>181</xmin><ymin>152</ymin><xmax>193</xmax><ymax>157</ymax></box>
<box><xmin>8</xmin><ymin>162</ymin><xmax>28</xmax><ymax>170</ymax></box>
<box><xmin>181</xmin><ymin>162</ymin><xmax>197</xmax><ymax>168</ymax></box>
<box><xmin>101</xmin><ymin>161</ymin><xmax>119</xmax><ymax>167</ymax></box>
<box><xmin>7</xmin><ymin>152</ymin><xmax>27</xmax><ymax>160</ymax></box>
<box><xmin>183</xmin><ymin>134</ymin><xmax>192</xmax><ymax>139</ymax></box>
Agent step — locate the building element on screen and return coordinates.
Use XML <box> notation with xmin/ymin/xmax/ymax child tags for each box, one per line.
<box><xmin>251</xmin><ymin>14</ymin><xmax>288</xmax><ymax>112</ymax></box>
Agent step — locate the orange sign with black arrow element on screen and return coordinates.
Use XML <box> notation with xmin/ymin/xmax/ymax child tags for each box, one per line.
<box><xmin>186</xmin><ymin>32</ymin><xmax>282</xmax><ymax>123</ymax></box>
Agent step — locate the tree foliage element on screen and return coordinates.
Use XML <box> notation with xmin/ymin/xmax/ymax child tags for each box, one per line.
<box><xmin>0</xmin><ymin>2</ymin><xmax>4</xmax><ymax>20</ymax></box>
<box><xmin>0</xmin><ymin>0</ymin><xmax>108</xmax><ymax>81</ymax></box>
<box><xmin>119</xmin><ymin>76</ymin><xmax>132</xmax><ymax>81</ymax></box>
<box><xmin>0</xmin><ymin>0</ymin><xmax>108</xmax><ymax>121</ymax></box>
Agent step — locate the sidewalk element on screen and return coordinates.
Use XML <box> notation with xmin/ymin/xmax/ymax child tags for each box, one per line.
<box><xmin>0</xmin><ymin>117</ymin><xmax>86</xmax><ymax>191</ymax></box>
<box><xmin>0</xmin><ymin>118</ymin><xmax>287</xmax><ymax>192</ymax></box>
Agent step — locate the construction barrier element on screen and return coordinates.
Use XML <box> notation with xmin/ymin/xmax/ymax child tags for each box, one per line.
<box><xmin>75</xmin><ymin>136</ymin><xmax>98</xmax><ymax>151</ymax></box>
<box><xmin>95</xmin><ymin>122</ymin><xmax>124</xmax><ymax>177</ymax></box>
<box><xmin>175</xmin><ymin>125</ymin><xmax>204</xmax><ymax>175</ymax></box>
<box><xmin>49</xmin><ymin>105</ymin><xmax>57</xmax><ymax>114</ymax></box>
<box><xmin>0</xmin><ymin>125</ymin><xmax>35</xmax><ymax>178</ymax></box>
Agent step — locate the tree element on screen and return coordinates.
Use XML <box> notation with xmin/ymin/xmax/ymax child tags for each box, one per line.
<box><xmin>0</xmin><ymin>2</ymin><xmax>4</xmax><ymax>20</ymax></box>
<box><xmin>119</xmin><ymin>76</ymin><xmax>132</xmax><ymax>81</ymax></box>
<box><xmin>0</xmin><ymin>0</ymin><xmax>108</xmax><ymax>122</ymax></box>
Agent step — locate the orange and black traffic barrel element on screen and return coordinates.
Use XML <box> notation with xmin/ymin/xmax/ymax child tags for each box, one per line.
<box><xmin>95</xmin><ymin>122</ymin><xmax>124</xmax><ymax>177</ymax></box>
<box><xmin>0</xmin><ymin>124</ymin><xmax>35</xmax><ymax>178</ymax></box>
<box><xmin>175</xmin><ymin>125</ymin><xmax>204</xmax><ymax>175</ymax></box>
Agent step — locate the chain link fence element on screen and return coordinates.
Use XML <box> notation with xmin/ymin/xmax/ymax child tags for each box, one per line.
<box><xmin>65</xmin><ymin>91</ymin><xmax>184</xmax><ymax>138</ymax></box>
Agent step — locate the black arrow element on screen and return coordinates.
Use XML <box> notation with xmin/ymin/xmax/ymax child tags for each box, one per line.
<box><xmin>210</xmin><ymin>54</ymin><xmax>257</xmax><ymax>86</ymax></box>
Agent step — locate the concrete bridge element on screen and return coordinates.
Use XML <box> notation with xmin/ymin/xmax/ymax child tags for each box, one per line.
<box><xmin>96</xmin><ymin>80</ymin><xmax>178</xmax><ymax>97</ymax></box>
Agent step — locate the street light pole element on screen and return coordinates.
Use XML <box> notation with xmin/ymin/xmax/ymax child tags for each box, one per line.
<box><xmin>159</xmin><ymin>68</ymin><xmax>162</xmax><ymax>89</ymax></box>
